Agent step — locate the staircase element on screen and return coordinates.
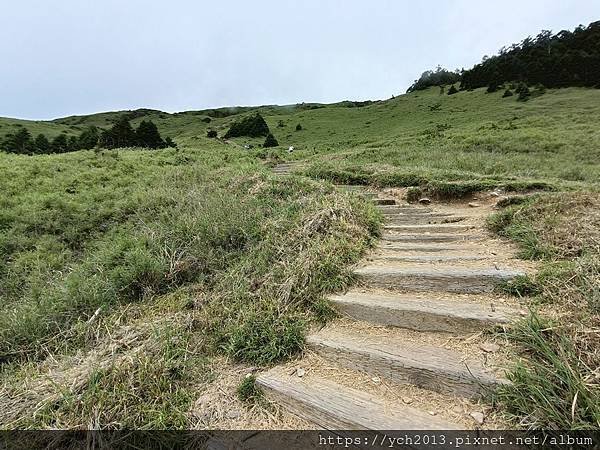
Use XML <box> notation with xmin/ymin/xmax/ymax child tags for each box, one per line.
<box><xmin>260</xmin><ymin>164</ymin><xmax>529</xmax><ymax>429</ymax></box>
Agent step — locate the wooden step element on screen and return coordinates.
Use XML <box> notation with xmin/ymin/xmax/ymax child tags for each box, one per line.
<box><xmin>386</xmin><ymin>216</ymin><xmax>467</xmax><ymax>225</ymax></box>
<box><xmin>372</xmin><ymin>254</ymin><xmax>488</xmax><ymax>262</ymax></box>
<box><xmin>307</xmin><ymin>329</ymin><xmax>506</xmax><ymax>398</ymax></box>
<box><xmin>381</xmin><ymin>233</ymin><xmax>483</xmax><ymax>243</ymax></box>
<box><xmin>329</xmin><ymin>291</ymin><xmax>516</xmax><ymax>333</ymax></box>
<box><xmin>384</xmin><ymin>224</ymin><xmax>474</xmax><ymax>233</ymax></box>
<box><xmin>373</xmin><ymin>198</ymin><xmax>396</xmax><ymax>205</ymax></box>
<box><xmin>356</xmin><ymin>265</ymin><xmax>524</xmax><ymax>293</ymax></box>
<box><xmin>377</xmin><ymin>243</ymin><xmax>467</xmax><ymax>252</ymax></box>
<box><xmin>256</xmin><ymin>371</ymin><xmax>461</xmax><ymax>429</ymax></box>
<box><xmin>377</xmin><ymin>205</ymin><xmax>432</xmax><ymax>212</ymax></box>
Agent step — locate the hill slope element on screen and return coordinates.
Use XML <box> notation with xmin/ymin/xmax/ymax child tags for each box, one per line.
<box><xmin>3</xmin><ymin>86</ymin><xmax>600</xmax><ymax>187</ymax></box>
<box><xmin>1</xmin><ymin>86</ymin><xmax>599</xmax><ymax>431</ymax></box>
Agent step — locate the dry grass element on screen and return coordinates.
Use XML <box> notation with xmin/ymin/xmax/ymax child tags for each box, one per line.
<box><xmin>488</xmin><ymin>192</ymin><xmax>600</xmax><ymax>429</ymax></box>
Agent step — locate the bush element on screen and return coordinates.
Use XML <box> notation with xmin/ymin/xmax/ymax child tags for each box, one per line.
<box><xmin>263</xmin><ymin>133</ymin><xmax>279</xmax><ymax>148</ymax></box>
<box><xmin>165</xmin><ymin>137</ymin><xmax>177</xmax><ymax>148</ymax></box>
<box><xmin>502</xmin><ymin>89</ymin><xmax>514</xmax><ymax>98</ymax></box>
<box><xmin>224</xmin><ymin>113</ymin><xmax>270</xmax><ymax>138</ymax></box>
<box><xmin>517</xmin><ymin>85</ymin><xmax>531</xmax><ymax>102</ymax></box>
<box><xmin>201</xmin><ymin>117</ymin><xmax>211</xmax><ymax>123</ymax></box>
<box><xmin>207</xmin><ymin>129</ymin><xmax>218</xmax><ymax>138</ymax></box>
<box><xmin>135</xmin><ymin>120</ymin><xmax>166</xmax><ymax>149</ymax></box>
<box><xmin>447</xmin><ymin>85</ymin><xmax>459</xmax><ymax>95</ymax></box>
<box><xmin>295</xmin><ymin>124</ymin><xmax>302</xmax><ymax>131</ymax></box>
<box><xmin>486</xmin><ymin>82</ymin><xmax>500</xmax><ymax>93</ymax></box>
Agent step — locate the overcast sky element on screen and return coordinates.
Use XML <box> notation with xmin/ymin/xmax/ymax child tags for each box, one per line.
<box><xmin>2</xmin><ymin>0</ymin><xmax>599</xmax><ymax>120</ymax></box>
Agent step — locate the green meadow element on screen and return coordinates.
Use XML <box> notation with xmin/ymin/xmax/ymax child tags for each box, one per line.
<box><xmin>1</xmin><ymin>85</ymin><xmax>598</xmax><ymax>428</ymax></box>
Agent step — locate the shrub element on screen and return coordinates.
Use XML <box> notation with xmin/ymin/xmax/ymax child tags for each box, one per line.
<box><xmin>517</xmin><ymin>85</ymin><xmax>531</xmax><ymax>102</ymax></box>
<box><xmin>277</xmin><ymin>120</ymin><xmax>285</xmax><ymax>128</ymax></box>
<box><xmin>295</xmin><ymin>124</ymin><xmax>302</xmax><ymax>131</ymax></box>
<box><xmin>263</xmin><ymin>133</ymin><xmax>279</xmax><ymax>148</ymax></box>
<box><xmin>206</xmin><ymin>129</ymin><xmax>218</xmax><ymax>138</ymax></box>
<box><xmin>99</xmin><ymin>117</ymin><xmax>137</xmax><ymax>149</ymax></box>
<box><xmin>502</xmin><ymin>89</ymin><xmax>514</xmax><ymax>98</ymax></box>
<box><xmin>447</xmin><ymin>85</ymin><xmax>459</xmax><ymax>95</ymax></box>
<box><xmin>486</xmin><ymin>82</ymin><xmax>500</xmax><ymax>93</ymax></box>
<box><xmin>201</xmin><ymin>117</ymin><xmax>211</xmax><ymax>123</ymax></box>
<box><xmin>165</xmin><ymin>137</ymin><xmax>177</xmax><ymax>148</ymax></box>
<box><xmin>135</xmin><ymin>120</ymin><xmax>166</xmax><ymax>149</ymax></box>
<box><xmin>224</xmin><ymin>113</ymin><xmax>270</xmax><ymax>138</ymax></box>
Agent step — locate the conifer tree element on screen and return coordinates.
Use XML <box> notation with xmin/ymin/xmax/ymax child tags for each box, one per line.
<box><xmin>135</xmin><ymin>120</ymin><xmax>165</xmax><ymax>148</ymax></box>
<box><xmin>263</xmin><ymin>133</ymin><xmax>279</xmax><ymax>148</ymax></box>
<box><xmin>34</xmin><ymin>134</ymin><xmax>51</xmax><ymax>154</ymax></box>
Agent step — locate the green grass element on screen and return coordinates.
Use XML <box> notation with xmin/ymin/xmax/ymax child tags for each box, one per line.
<box><xmin>1</xmin><ymin>85</ymin><xmax>599</xmax><ymax>429</ymax></box>
<box><xmin>488</xmin><ymin>193</ymin><xmax>599</xmax><ymax>429</ymax></box>
<box><xmin>0</xmin><ymin>146</ymin><xmax>379</xmax><ymax>429</ymax></box>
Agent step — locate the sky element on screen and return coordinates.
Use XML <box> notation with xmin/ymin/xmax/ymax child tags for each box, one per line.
<box><xmin>2</xmin><ymin>1</ymin><xmax>599</xmax><ymax>120</ymax></box>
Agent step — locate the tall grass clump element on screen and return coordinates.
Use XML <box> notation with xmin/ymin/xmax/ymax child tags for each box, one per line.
<box><xmin>488</xmin><ymin>192</ymin><xmax>600</xmax><ymax>429</ymax></box>
<box><xmin>0</xmin><ymin>148</ymin><xmax>380</xmax><ymax>428</ymax></box>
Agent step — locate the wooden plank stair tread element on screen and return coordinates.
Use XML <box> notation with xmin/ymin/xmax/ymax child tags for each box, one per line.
<box><xmin>256</xmin><ymin>371</ymin><xmax>461</xmax><ymax>430</ymax></box>
<box><xmin>371</xmin><ymin>254</ymin><xmax>489</xmax><ymax>262</ymax></box>
<box><xmin>356</xmin><ymin>265</ymin><xmax>524</xmax><ymax>293</ymax></box>
<box><xmin>307</xmin><ymin>328</ymin><xmax>507</xmax><ymax>398</ymax></box>
<box><xmin>377</xmin><ymin>243</ymin><xmax>468</xmax><ymax>252</ymax></box>
<box><xmin>384</xmin><ymin>224</ymin><xmax>474</xmax><ymax>232</ymax></box>
<box><xmin>381</xmin><ymin>233</ymin><xmax>483</xmax><ymax>243</ymax></box>
<box><xmin>329</xmin><ymin>291</ymin><xmax>516</xmax><ymax>332</ymax></box>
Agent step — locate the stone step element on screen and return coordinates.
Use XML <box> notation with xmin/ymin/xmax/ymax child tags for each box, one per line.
<box><xmin>384</xmin><ymin>224</ymin><xmax>474</xmax><ymax>233</ymax></box>
<box><xmin>329</xmin><ymin>291</ymin><xmax>516</xmax><ymax>333</ymax></box>
<box><xmin>381</xmin><ymin>233</ymin><xmax>483</xmax><ymax>243</ymax></box>
<box><xmin>307</xmin><ymin>328</ymin><xmax>506</xmax><ymax>398</ymax></box>
<box><xmin>371</xmin><ymin>254</ymin><xmax>489</xmax><ymax>263</ymax></box>
<box><xmin>355</xmin><ymin>265</ymin><xmax>524</xmax><ymax>293</ymax></box>
<box><xmin>256</xmin><ymin>371</ymin><xmax>461</xmax><ymax>429</ymax></box>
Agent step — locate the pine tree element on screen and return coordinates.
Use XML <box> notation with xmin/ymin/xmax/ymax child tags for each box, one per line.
<box><xmin>165</xmin><ymin>137</ymin><xmax>177</xmax><ymax>148</ymax></box>
<box><xmin>68</xmin><ymin>135</ymin><xmax>80</xmax><ymax>152</ymax></box>
<box><xmin>51</xmin><ymin>134</ymin><xmax>68</xmax><ymax>153</ymax></box>
<box><xmin>447</xmin><ymin>85</ymin><xmax>459</xmax><ymax>95</ymax></box>
<box><xmin>517</xmin><ymin>85</ymin><xmax>531</xmax><ymax>101</ymax></box>
<box><xmin>224</xmin><ymin>113</ymin><xmax>270</xmax><ymax>138</ymax></box>
<box><xmin>7</xmin><ymin>128</ymin><xmax>34</xmax><ymax>154</ymax></box>
<box><xmin>263</xmin><ymin>133</ymin><xmax>279</xmax><ymax>148</ymax></box>
<box><xmin>100</xmin><ymin>117</ymin><xmax>137</xmax><ymax>149</ymax></box>
<box><xmin>78</xmin><ymin>126</ymin><xmax>99</xmax><ymax>150</ymax></box>
<box><xmin>135</xmin><ymin>120</ymin><xmax>165</xmax><ymax>149</ymax></box>
<box><xmin>34</xmin><ymin>134</ymin><xmax>51</xmax><ymax>154</ymax></box>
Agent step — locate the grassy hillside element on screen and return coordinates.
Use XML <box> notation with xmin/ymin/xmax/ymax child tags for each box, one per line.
<box><xmin>6</xmin><ymin>87</ymin><xmax>600</xmax><ymax>190</ymax></box>
<box><xmin>1</xmin><ymin>86</ymin><xmax>598</xmax><ymax>429</ymax></box>
<box><xmin>0</xmin><ymin>146</ymin><xmax>378</xmax><ymax>428</ymax></box>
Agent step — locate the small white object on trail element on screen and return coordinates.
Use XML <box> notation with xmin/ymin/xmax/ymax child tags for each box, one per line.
<box><xmin>288</xmin><ymin>146</ymin><xmax>295</xmax><ymax>153</ymax></box>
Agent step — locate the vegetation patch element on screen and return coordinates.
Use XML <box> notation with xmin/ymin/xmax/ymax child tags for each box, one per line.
<box><xmin>0</xmin><ymin>147</ymin><xmax>379</xmax><ymax>428</ymax></box>
<box><xmin>224</xmin><ymin>113</ymin><xmax>270</xmax><ymax>139</ymax></box>
<box><xmin>488</xmin><ymin>192</ymin><xmax>600</xmax><ymax>429</ymax></box>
